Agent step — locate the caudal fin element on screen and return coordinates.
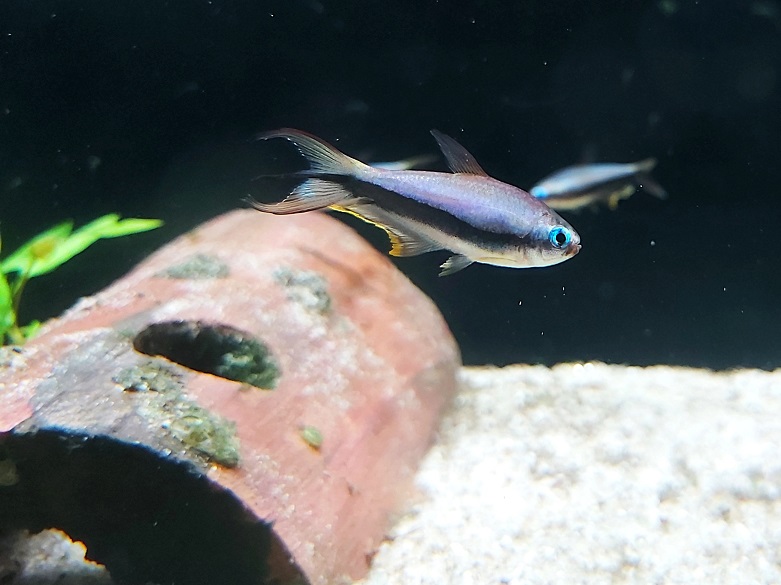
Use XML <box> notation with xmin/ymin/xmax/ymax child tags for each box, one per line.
<box><xmin>633</xmin><ymin>157</ymin><xmax>658</xmax><ymax>173</ymax></box>
<box><xmin>247</xmin><ymin>178</ymin><xmax>359</xmax><ymax>215</ymax></box>
<box><xmin>257</xmin><ymin>128</ymin><xmax>370</xmax><ymax>176</ymax></box>
<box><xmin>632</xmin><ymin>158</ymin><xmax>667</xmax><ymax>199</ymax></box>
<box><xmin>639</xmin><ymin>176</ymin><xmax>668</xmax><ymax>199</ymax></box>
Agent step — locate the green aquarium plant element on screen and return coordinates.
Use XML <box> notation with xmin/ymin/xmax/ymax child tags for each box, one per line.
<box><xmin>0</xmin><ymin>214</ymin><xmax>163</xmax><ymax>345</ymax></box>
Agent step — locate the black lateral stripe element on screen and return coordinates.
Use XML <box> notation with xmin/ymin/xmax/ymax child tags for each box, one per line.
<box><xmin>320</xmin><ymin>175</ymin><xmax>526</xmax><ymax>252</ymax></box>
<box><xmin>553</xmin><ymin>176</ymin><xmax>640</xmax><ymax>200</ymax></box>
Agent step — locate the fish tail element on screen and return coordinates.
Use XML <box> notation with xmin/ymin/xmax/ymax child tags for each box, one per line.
<box><xmin>633</xmin><ymin>158</ymin><xmax>658</xmax><ymax>173</ymax></box>
<box><xmin>247</xmin><ymin>177</ymin><xmax>360</xmax><ymax>215</ymax></box>
<box><xmin>257</xmin><ymin>128</ymin><xmax>372</xmax><ymax>177</ymax></box>
<box><xmin>632</xmin><ymin>158</ymin><xmax>667</xmax><ymax>199</ymax></box>
<box><xmin>639</xmin><ymin>176</ymin><xmax>668</xmax><ymax>200</ymax></box>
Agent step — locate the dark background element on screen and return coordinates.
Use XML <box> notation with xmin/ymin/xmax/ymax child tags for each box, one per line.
<box><xmin>1</xmin><ymin>0</ymin><xmax>778</xmax><ymax>369</ymax></box>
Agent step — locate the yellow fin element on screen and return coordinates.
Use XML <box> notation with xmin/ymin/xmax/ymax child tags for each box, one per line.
<box><xmin>331</xmin><ymin>203</ymin><xmax>441</xmax><ymax>257</ymax></box>
<box><xmin>607</xmin><ymin>185</ymin><xmax>636</xmax><ymax>210</ymax></box>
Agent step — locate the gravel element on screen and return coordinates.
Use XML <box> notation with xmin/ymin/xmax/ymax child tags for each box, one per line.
<box><xmin>359</xmin><ymin>362</ymin><xmax>781</xmax><ymax>585</ymax></box>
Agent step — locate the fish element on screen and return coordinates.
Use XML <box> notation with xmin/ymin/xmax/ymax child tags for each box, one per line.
<box><xmin>369</xmin><ymin>154</ymin><xmax>437</xmax><ymax>171</ymax></box>
<box><xmin>530</xmin><ymin>159</ymin><xmax>667</xmax><ymax>211</ymax></box>
<box><xmin>249</xmin><ymin>128</ymin><xmax>581</xmax><ymax>276</ymax></box>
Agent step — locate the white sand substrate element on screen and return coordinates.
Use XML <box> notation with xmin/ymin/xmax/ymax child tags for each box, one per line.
<box><xmin>359</xmin><ymin>362</ymin><xmax>781</xmax><ymax>585</ymax></box>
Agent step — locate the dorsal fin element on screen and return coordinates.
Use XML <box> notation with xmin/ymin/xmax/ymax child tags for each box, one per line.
<box><xmin>430</xmin><ymin>130</ymin><xmax>489</xmax><ymax>176</ymax></box>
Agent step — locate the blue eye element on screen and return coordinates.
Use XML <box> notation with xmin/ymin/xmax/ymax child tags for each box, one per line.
<box><xmin>549</xmin><ymin>226</ymin><xmax>571</xmax><ymax>248</ymax></box>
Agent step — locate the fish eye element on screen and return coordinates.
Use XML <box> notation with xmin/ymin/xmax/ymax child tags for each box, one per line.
<box><xmin>549</xmin><ymin>226</ymin><xmax>571</xmax><ymax>249</ymax></box>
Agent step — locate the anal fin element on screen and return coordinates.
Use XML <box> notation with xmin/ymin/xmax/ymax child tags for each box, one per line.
<box><xmin>337</xmin><ymin>203</ymin><xmax>442</xmax><ymax>258</ymax></box>
<box><xmin>607</xmin><ymin>185</ymin><xmax>636</xmax><ymax>210</ymax></box>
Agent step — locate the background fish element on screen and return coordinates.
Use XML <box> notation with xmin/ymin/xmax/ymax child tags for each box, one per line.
<box><xmin>369</xmin><ymin>154</ymin><xmax>437</xmax><ymax>171</ymax></box>
<box><xmin>250</xmin><ymin>129</ymin><xmax>581</xmax><ymax>276</ymax></box>
<box><xmin>530</xmin><ymin>159</ymin><xmax>667</xmax><ymax>211</ymax></box>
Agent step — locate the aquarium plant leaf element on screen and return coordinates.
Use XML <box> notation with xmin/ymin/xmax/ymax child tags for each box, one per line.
<box><xmin>19</xmin><ymin>320</ymin><xmax>41</xmax><ymax>340</ymax></box>
<box><xmin>0</xmin><ymin>213</ymin><xmax>163</xmax><ymax>345</ymax></box>
<box><xmin>96</xmin><ymin>217</ymin><xmax>164</xmax><ymax>238</ymax></box>
<box><xmin>0</xmin><ymin>231</ymin><xmax>15</xmax><ymax>339</ymax></box>
<box><xmin>1</xmin><ymin>214</ymin><xmax>163</xmax><ymax>278</ymax></box>
<box><xmin>26</xmin><ymin>215</ymin><xmax>121</xmax><ymax>277</ymax></box>
<box><xmin>0</xmin><ymin>272</ymin><xmax>13</xmax><ymax>338</ymax></box>
<box><xmin>0</xmin><ymin>220</ymin><xmax>74</xmax><ymax>276</ymax></box>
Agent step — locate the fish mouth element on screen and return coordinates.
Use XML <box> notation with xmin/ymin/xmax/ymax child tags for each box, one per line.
<box><xmin>567</xmin><ymin>243</ymin><xmax>582</xmax><ymax>257</ymax></box>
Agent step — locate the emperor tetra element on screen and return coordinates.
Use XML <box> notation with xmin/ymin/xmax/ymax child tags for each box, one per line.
<box><xmin>250</xmin><ymin>129</ymin><xmax>581</xmax><ymax>276</ymax></box>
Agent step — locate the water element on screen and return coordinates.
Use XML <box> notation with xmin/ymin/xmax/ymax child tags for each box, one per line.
<box><xmin>1</xmin><ymin>0</ymin><xmax>779</xmax><ymax>369</ymax></box>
